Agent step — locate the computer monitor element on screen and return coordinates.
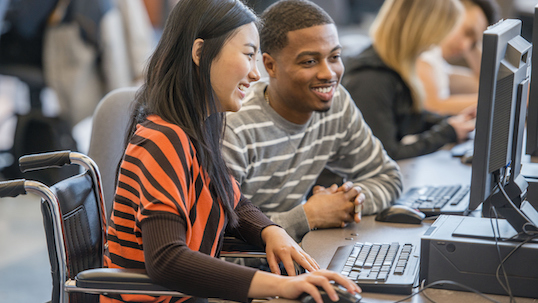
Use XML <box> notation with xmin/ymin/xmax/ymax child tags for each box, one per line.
<box><xmin>527</xmin><ymin>5</ymin><xmax>538</xmax><ymax>157</ymax></box>
<box><xmin>468</xmin><ymin>19</ymin><xmax>538</xmax><ymax>235</ymax></box>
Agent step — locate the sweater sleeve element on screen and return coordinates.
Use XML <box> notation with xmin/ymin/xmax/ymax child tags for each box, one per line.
<box><xmin>226</xmin><ymin>194</ymin><xmax>278</xmax><ymax>248</ymax></box>
<box><xmin>345</xmin><ymin>68</ymin><xmax>457</xmax><ymax>160</ymax></box>
<box><xmin>264</xmin><ymin>204</ymin><xmax>311</xmax><ymax>242</ymax></box>
<box><xmin>141</xmin><ymin>213</ymin><xmax>258</xmax><ymax>303</ymax></box>
<box><xmin>325</xmin><ymin>87</ymin><xmax>403</xmax><ymax>215</ymax></box>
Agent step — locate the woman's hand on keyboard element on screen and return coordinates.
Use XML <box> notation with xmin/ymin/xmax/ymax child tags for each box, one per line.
<box><xmin>262</xmin><ymin>225</ymin><xmax>320</xmax><ymax>275</ymax></box>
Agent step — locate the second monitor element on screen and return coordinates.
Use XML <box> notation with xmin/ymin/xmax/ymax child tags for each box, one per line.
<box><xmin>468</xmin><ymin>18</ymin><xmax>538</xmax><ymax>235</ymax></box>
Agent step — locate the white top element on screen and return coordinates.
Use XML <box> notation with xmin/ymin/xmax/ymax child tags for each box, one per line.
<box><xmin>420</xmin><ymin>46</ymin><xmax>453</xmax><ymax>99</ymax></box>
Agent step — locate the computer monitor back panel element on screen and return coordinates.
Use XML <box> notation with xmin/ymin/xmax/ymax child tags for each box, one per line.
<box><xmin>469</xmin><ymin>19</ymin><xmax>531</xmax><ymax>211</ymax></box>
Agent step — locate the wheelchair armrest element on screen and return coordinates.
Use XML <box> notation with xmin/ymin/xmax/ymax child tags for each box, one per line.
<box><xmin>220</xmin><ymin>236</ymin><xmax>266</xmax><ymax>258</ymax></box>
<box><xmin>75</xmin><ymin>268</ymin><xmax>174</xmax><ymax>292</ymax></box>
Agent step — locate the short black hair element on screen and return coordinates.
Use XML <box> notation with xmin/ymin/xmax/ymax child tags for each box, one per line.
<box><xmin>464</xmin><ymin>0</ymin><xmax>501</xmax><ymax>25</ymax></box>
<box><xmin>260</xmin><ymin>0</ymin><xmax>334</xmax><ymax>55</ymax></box>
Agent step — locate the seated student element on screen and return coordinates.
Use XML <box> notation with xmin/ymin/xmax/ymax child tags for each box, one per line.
<box><xmin>343</xmin><ymin>0</ymin><xmax>476</xmax><ymax>161</ymax></box>
<box><xmin>223</xmin><ymin>0</ymin><xmax>402</xmax><ymax>243</ymax></box>
<box><xmin>102</xmin><ymin>0</ymin><xmax>361</xmax><ymax>302</ymax></box>
<box><xmin>417</xmin><ymin>0</ymin><xmax>501</xmax><ymax>115</ymax></box>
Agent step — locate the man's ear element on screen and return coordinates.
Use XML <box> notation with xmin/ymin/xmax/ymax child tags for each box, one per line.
<box><xmin>192</xmin><ymin>38</ymin><xmax>204</xmax><ymax>66</ymax></box>
<box><xmin>263</xmin><ymin>53</ymin><xmax>277</xmax><ymax>78</ymax></box>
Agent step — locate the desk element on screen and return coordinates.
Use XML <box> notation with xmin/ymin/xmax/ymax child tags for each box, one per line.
<box><xmin>299</xmin><ymin>150</ymin><xmax>536</xmax><ymax>303</ymax></box>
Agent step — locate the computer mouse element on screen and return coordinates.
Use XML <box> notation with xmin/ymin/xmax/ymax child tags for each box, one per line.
<box><xmin>375</xmin><ymin>205</ymin><xmax>426</xmax><ymax>224</ymax></box>
<box><xmin>461</xmin><ymin>149</ymin><xmax>474</xmax><ymax>164</ymax></box>
<box><xmin>299</xmin><ymin>285</ymin><xmax>361</xmax><ymax>303</ymax></box>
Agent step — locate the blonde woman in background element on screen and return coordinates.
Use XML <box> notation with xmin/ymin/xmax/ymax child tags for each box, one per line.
<box><xmin>417</xmin><ymin>0</ymin><xmax>501</xmax><ymax>115</ymax></box>
<box><xmin>342</xmin><ymin>0</ymin><xmax>476</xmax><ymax>160</ymax></box>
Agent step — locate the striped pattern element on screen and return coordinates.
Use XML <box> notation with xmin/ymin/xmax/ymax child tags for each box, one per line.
<box><xmin>102</xmin><ymin>115</ymin><xmax>240</xmax><ymax>303</ymax></box>
<box><xmin>223</xmin><ymin>81</ymin><xmax>403</xmax><ymax>241</ymax></box>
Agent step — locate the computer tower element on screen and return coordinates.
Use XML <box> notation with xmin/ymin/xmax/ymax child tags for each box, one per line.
<box><xmin>420</xmin><ymin>215</ymin><xmax>538</xmax><ymax>298</ymax></box>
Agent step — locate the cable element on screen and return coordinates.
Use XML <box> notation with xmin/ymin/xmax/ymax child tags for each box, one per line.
<box><xmin>495</xmin><ymin>234</ymin><xmax>538</xmax><ymax>302</ymax></box>
<box><xmin>482</xmin><ymin>175</ymin><xmax>512</xmax><ymax>297</ymax></box>
<box><xmin>419</xmin><ymin>279</ymin><xmax>436</xmax><ymax>303</ymax></box>
<box><xmin>393</xmin><ymin>280</ymin><xmax>503</xmax><ymax>303</ymax></box>
<box><xmin>489</xmin><ymin>205</ymin><xmax>514</xmax><ymax>300</ymax></box>
<box><xmin>523</xmin><ymin>225</ymin><xmax>538</xmax><ymax>235</ymax></box>
<box><xmin>491</xmin><ymin>180</ymin><xmax>538</xmax><ymax>302</ymax></box>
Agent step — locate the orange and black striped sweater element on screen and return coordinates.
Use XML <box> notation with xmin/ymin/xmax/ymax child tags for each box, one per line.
<box><xmin>103</xmin><ymin>115</ymin><xmax>275</xmax><ymax>303</ymax></box>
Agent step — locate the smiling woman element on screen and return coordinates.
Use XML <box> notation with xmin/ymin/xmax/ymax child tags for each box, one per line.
<box><xmin>199</xmin><ymin>22</ymin><xmax>261</xmax><ymax>112</ymax></box>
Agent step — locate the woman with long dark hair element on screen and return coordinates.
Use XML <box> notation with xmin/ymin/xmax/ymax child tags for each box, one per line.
<box><xmin>102</xmin><ymin>0</ymin><xmax>360</xmax><ymax>302</ymax></box>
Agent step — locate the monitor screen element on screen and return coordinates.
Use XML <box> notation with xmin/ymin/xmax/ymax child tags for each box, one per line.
<box><xmin>468</xmin><ymin>19</ymin><xmax>530</xmax><ymax>211</ymax></box>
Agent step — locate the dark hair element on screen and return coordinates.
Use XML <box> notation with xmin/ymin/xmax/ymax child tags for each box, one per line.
<box><xmin>124</xmin><ymin>0</ymin><xmax>257</xmax><ymax>226</ymax></box>
<box><xmin>464</xmin><ymin>0</ymin><xmax>501</xmax><ymax>25</ymax></box>
<box><xmin>260</xmin><ymin>0</ymin><xmax>333</xmax><ymax>55</ymax></box>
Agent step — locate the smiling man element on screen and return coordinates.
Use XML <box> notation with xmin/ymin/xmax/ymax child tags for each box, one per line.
<box><xmin>223</xmin><ymin>0</ymin><xmax>402</xmax><ymax>242</ymax></box>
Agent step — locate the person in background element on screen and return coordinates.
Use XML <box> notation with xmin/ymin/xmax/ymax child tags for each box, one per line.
<box><xmin>223</xmin><ymin>0</ymin><xmax>402</xmax><ymax>243</ymax></box>
<box><xmin>417</xmin><ymin>0</ymin><xmax>501</xmax><ymax>115</ymax></box>
<box><xmin>103</xmin><ymin>0</ymin><xmax>361</xmax><ymax>302</ymax></box>
<box><xmin>343</xmin><ymin>0</ymin><xmax>476</xmax><ymax>161</ymax></box>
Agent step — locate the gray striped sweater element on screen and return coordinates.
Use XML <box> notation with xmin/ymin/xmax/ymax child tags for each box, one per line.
<box><xmin>223</xmin><ymin>80</ymin><xmax>402</xmax><ymax>241</ymax></box>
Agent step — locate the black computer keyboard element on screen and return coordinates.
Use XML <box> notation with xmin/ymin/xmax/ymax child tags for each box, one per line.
<box><xmin>328</xmin><ymin>242</ymin><xmax>419</xmax><ymax>294</ymax></box>
<box><xmin>395</xmin><ymin>184</ymin><xmax>470</xmax><ymax>215</ymax></box>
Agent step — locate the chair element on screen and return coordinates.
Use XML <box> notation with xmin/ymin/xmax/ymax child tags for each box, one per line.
<box><xmin>88</xmin><ymin>86</ymin><xmax>137</xmax><ymax>226</ymax></box>
<box><xmin>0</xmin><ymin>151</ymin><xmax>186</xmax><ymax>303</ymax></box>
<box><xmin>87</xmin><ymin>87</ymin><xmax>267</xmax><ymax>258</ymax></box>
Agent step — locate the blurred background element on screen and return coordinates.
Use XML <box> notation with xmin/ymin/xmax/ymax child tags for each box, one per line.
<box><xmin>0</xmin><ymin>0</ymin><xmax>532</xmax><ymax>301</ymax></box>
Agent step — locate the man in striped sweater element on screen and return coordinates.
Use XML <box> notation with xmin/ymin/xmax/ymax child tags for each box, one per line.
<box><xmin>222</xmin><ymin>0</ymin><xmax>402</xmax><ymax>242</ymax></box>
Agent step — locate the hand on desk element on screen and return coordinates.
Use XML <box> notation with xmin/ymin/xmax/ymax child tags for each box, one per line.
<box><xmin>262</xmin><ymin>225</ymin><xmax>320</xmax><ymax>275</ymax></box>
<box><xmin>448</xmin><ymin>106</ymin><xmax>476</xmax><ymax>143</ymax></box>
<box><xmin>304</xmin><ymin>181</ymin><xmax>365</xmax><ymax>229</ymax></box>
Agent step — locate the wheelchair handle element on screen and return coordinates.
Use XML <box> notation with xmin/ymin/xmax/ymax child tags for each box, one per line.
<box><xmin>19</xmin><ymin>150</ymin><xmax>72</xmax><ymax>173</ymax></box>
<box><xmin>0</xmin><ymin>179</ymin><xmax>26</xmax><ymax>198</ymax></box>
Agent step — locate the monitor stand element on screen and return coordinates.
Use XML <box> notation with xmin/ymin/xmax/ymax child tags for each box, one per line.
<box><xmin>452</xmin><ymin>216</ymin><xmax>520</xmax><ymax>241</ymax></box>
<box><xmin>522</xmin><ymin>162</ymin><xmax>538</xmax><ymax>209</ymax></box>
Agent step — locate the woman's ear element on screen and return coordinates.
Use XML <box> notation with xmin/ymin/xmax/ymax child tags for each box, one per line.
<box><xmin>192</xmin><ymin>38</ymin><xmax>204</xmax><ymax>66</ymax></box>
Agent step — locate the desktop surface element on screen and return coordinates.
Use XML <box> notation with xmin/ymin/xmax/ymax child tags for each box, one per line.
<box><xmin>297</xmin><ymin>150</ymin><xmax>536</xmax><ymax>303</ymax></box>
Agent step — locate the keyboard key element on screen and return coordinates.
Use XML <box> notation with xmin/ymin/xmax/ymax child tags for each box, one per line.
<box><xmin>358</xmin><ymin>275</ymin><xmax>377</xmax><ymax>281</ymax></box>
<box><xmin>377</xmin><ymin>271</ymin><xmax>389</xmax><ymax>281</ymax></box>
<box><xmin>358</xmin><ymin>271</ymin><xmax>370</xmax><ymax>279</ymax></box>
<box><xmin>394</xmin><ymin>266</ymin><xmax>405</xmax><ymax>274</ymax></box>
